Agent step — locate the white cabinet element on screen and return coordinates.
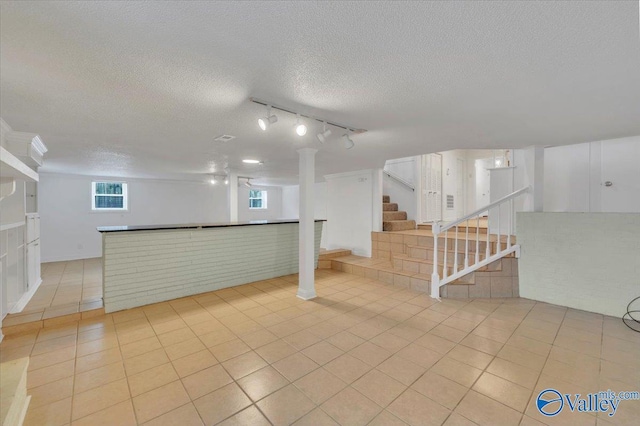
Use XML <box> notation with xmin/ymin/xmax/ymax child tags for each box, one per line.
<box><xmin>25</xmin><ymin>213</ymin><xmax>41</xmax><ymax>292</ymax></box>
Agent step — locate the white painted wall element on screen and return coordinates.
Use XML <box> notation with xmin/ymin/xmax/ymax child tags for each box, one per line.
<box><xmin>39</xmin><ymin>173</ymin><xmax>229</xmax><ymax>262</ymax></box>
<box><xmin>238</xmin><ymin>185</ymin><xmax>283</xmax><ymax>222</ymax></box>
<box><xmin>544</xmin><ymin>142</ymin><xmax>593</xmax><ymax>212</ymax></box>
<box><xmin>539</xmin><ymin>135</ymin><xmax>640</xmax><ymax>213</ymax></box>
<box><xmin>518</xmin><ymin>212</ymin><xmax>640</xmax><ymax>317</ymax></box>
<box><xmin>280</xmin><ymin>182</ymin><xmax>328</xmax><ymax>249</ymax></box>
<box><xmin>324</xmin><ymin>169</ymin><xmax>382</xmax><ymax>257</ymax></box>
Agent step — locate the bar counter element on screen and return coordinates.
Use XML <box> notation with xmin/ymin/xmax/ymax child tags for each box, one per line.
<box><xmin>98</xmin><ymin>220</ymin><xmax>324</xmax><ymax>312</ymax></box>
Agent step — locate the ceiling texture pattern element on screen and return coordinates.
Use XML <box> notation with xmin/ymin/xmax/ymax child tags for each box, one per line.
<box><xmin>1</xmin><ymin>1</ymin><xmax>639</xmax><ymax>184</ymax></box>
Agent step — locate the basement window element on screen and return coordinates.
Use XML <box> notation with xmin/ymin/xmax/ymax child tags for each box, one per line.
<box><xmin>249</xmin><ymin>189</ymin><xmax>267</xmax><ymax>209</ymax></box>
<box><xmin>92</xmin><ymin>181</ymin><xmax>128</xmax><ymax>211</ymax></box>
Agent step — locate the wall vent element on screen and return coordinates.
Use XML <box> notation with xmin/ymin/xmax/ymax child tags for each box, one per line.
<box><xmin>446</xmin><ymin>194</ymin><xmax>454</xmax><ymax>210</ymax></box>
<box><xmin>213</xmin><ymin>134</ymin><xmax>236</xmax><ymax>142</ymax></box>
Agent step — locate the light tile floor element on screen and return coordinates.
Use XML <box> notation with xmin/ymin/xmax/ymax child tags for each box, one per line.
<box><xmin>3</xmin><ymin>259</ymin><xmax>103</xmax><ymax>327</ymax></box>
<box><xmin>1</xmin><ymin>269</ymin><xmax>638</xmax><ymax>425</ymax></box>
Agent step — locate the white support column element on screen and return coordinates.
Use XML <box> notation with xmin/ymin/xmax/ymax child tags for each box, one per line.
<box><xmin>297</xmin><ymin>148</ymin><xmax>317</xmax><ymax>300</ymax></box>
<box><xmin>371</xmin><ymin>169</ymin><xmax>383</xmax><ymax>232</ymax></box>
<box><xmin>228</xmin><ymin>172</ymin><xmax>238</xmax><ymax>222</ymax></box>
<box><xmin>523</xmin><ymin>146</ymin><xmax>544</xmax><ymax>212</ymax></box>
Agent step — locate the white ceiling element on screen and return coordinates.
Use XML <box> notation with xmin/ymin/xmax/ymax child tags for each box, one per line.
<box><xmin>1</xmin><ymin>1</ymin><xmax>639</xmax><ymax>185</ymax></box>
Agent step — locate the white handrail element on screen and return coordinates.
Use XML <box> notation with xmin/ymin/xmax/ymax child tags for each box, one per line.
<box><xmin>383</xmin><ymin>169</ymin><xmax>415</xmax><ymax>191</ymax></box>
<box><xmin>432</xmin><ymin>186</ymin><xmax>530</xmax><ymax>235</ymax></box>
<box><xmin>430</xmin><ymin>185</ymin><xmax>530</xmax><ymax>300</ymax></box>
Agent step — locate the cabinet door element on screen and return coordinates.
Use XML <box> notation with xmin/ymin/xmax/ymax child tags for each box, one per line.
<box><xmin>27</xmin><ymin>244</ymin><xmax>37</xmax><ymax>289</ymax></box>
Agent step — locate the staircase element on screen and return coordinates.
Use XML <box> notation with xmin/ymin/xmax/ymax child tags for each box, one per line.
<box><xmin>382</xmin><ymin>195</ymin><xmax>416</xmax><ymax>231</ymax></box>
<box><xmin>329</xmin><ymin>230</ymin><xmax>519</xmax><ymax>298</ymax></box>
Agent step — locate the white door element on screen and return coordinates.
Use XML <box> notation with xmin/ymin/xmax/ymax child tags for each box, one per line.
<box><xmin>423</xmin><ymin>154</ymin><xmax>442</xmax><ymax>222</ymax></box>
<box><xmin>475</xmin><ymin>158</ymin><xmax>492</xmax><ymax>211</ymax></box>
<box><xmin>600</xmin><ymin>139</ymin><xmax>640</xmax><ymax>212</ymax></box>
<box><xmin>456</xmin><ymin>158</ymin><xmax>465</xmax><ymax>219</ymax></box>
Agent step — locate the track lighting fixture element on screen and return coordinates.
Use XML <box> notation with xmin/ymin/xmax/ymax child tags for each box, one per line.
<box><xmin>258</xmin><ymin>105</ymin><xmax>278</xmax><ymax>131</ymax></box>
<box><xmin>250</xmin><ymin>98</ymin><xmax>367</xmax><ymax>142</ymax></box>
<box><xmin>224</xmin><ymin>179</ymin><xmax>229</xmax><ymax>185</ymax></box>
<box><xmin>316</xmin><ymin>122</ymin><xmax>332</xmax><ymax>143</ymax></box>
<box><xmin>342</xmin><ymin>134</ymin><xmax>354</xmax><ymax>150</ymax></box>
<box><xmin>244</xmin><ymin>178</ymin><xmax>252</xmax><ymax>188</ymax></box>
<box><xmin>295</xmin><ymin>114</ymin><xmax>307</xmax><ymax>136</ymax></box>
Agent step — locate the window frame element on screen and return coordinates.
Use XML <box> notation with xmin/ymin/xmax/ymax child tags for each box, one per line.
<box><xmin>248</xmin><ymin>189</ymin><xmax>268</xmax><ymax>210</ymax></box>
<box><xmin>91</xmin><ymin>181</ymin><xmax>129</xmax><ymax>211</ymax></box>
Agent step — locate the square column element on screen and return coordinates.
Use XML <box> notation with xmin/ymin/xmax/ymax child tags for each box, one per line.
<box><xmin>523</xmin><ymin>146</ymin><xmax>544</xmax><ymax>212</ymax></box>
<box><xmin>297</xmin><ymin>148</ymin><xmax>317</xmax><ymax>300</ymax></box>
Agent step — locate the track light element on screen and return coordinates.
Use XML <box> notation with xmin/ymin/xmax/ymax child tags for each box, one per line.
<box><xmin>258</xmin><ymin>106</ymin><xmax>277</xmax><ymax>131</ymax></box>
<box><xmin>316</xmin><ymin>122</ymin><xmax>332</xmax><ymax>143</ymax></box>
<box><xmin>342</xmin><ymin>134</ymin><xmax>354</xmax><ymax>149</ymax></box>
<box><xmin>224</xmin><ymin>179</ymin><xmax>229</xmax><ymax>185</ymax></box>
<box><xmin>295</xmin><ymin>114</ymin><xmax>307</xmax><ymax>136</ymax></box>
<box><xmin>244</xmin><ymin>178</ymin><xmax>252</xmax><ymax>188</ymax></box>
<box><xmin>210</xmin><ymin>178</ymin><xmax>216</xmax><ymax>185</ymax></box>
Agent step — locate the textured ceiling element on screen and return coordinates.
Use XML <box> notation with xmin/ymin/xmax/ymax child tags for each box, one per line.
<box><xmin>1</xmin><ymin>1</ymin><xmax>639</xmax><ymax>185</ymax></box>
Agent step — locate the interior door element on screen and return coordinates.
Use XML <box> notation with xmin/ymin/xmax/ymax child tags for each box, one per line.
<box><xmin>456</xmin><ymin>158</ymin><xmax>465</xmax><ymax>219</ymax></box>
<box><xmin>423</xmin><ymin>153</ymin><xmax>442</xmax><ymax>222</ymax></box>
<box><xmin>600</xmin><ymin>139</ymin><xmax>640</xmax><ymax>212</ymax></box>
<box><xmin>475</xmin><ymin>158</ymin><xmax>492</xmax><ymax>211</ymax></box>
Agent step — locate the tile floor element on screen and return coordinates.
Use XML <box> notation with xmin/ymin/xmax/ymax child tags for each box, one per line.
<box><xmin>2</xmin><ymin>259</ymin><xmax>103</xmax><ymax>327</ymax></box>
<box><xmin>1</xmin><ymin>269</ymin><xmax>638</xmax><ymax>425</ymax></box>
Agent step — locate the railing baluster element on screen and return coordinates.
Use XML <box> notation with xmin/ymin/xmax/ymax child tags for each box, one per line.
<box><xmin>464</xmin><ymin>220</ymin><xmax>469</xmax><ymax>269</ymax></box>
<box><xmin>485</xmin><ymin>212</ymin><xmax>490</xmax><ymax>261</ymax></box>
<box><xmin>508</xmin><ymin>199</ymin><xmax>513</xmax><ymax>249</ymax></box>
<box><xmin>453</xmin><ymin>225</ymin><xmax>459</xmax><ymax>273</ymax></box>
<box><xmin>431</xmin><ymin>223</ymin><xmax>440</xmax><ymax>299</ymax></box>
<box><xmin>475</xmin><ymin>215</ymin><xmax>480</xmax><ymax>266</ymax></box>
<box><xmin>497</xmin><ymin>206</ymin><xmax>501</xmax><ymax>254</ymax></box>
<box><xmin>443</xmin><ymin>233</ymin><xmax>448</xmax><ymax>279</ymax></box>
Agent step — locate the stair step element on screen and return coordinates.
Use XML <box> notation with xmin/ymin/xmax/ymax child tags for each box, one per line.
<box><xmin>418</xmin><ymin>223</ymin><xmax>488</xmax><ymax>234</ymax></box>
<box><xmin>406</xmin><ymin>244</ymin><xmax>481</xmax><ymax>263</ymax></box>
<box><xmin>383</xmin><ymin>211</ymin><xmax>407</xmax><ymax>221</ymax></box>
<box><xmin>319</xmin><ymin>249</ymin><xmax>353</xmax><ymax>260</ymax></box>
<box><xmin>383</xmin><ymin>220</ymin><xmax>416</xmax><ymax>231</ymax></box>
<box><xmin>1</xmin><ymin>357</ymin><xmax>31</xmax><ymax>426</ymax></box>
<box><xmin>382</xmin><ymin>202</ymin><xmax>398</xmax><ymax>212</ymax></box>
<box><xmin>382</xmin><ymin>195</ymin><xmax>390</xmax><ymax>203</ymax></box>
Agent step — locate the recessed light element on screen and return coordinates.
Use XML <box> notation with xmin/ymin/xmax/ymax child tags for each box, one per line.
<box><xmin>242</xmin><ymin>159</ymin><xmax>261</xmax><ymax>164</ymax></box>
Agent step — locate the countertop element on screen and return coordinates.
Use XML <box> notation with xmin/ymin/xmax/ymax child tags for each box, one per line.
<box><xmin>97</xmin><ymin>219</ymin><xmax>325</xmax><ymax>233</ymax></box>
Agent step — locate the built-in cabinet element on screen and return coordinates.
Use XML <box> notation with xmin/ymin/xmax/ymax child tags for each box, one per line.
<box><xmin>0</xmin><ymin>118</ymin><xmax>46</xmax><ymax>325</ymax></box>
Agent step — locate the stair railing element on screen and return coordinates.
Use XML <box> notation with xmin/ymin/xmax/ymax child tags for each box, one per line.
<box><xmin>430</xmin><ymin>186</ymin><xmax>530</xmax><ymax>299</ymax></box>
<box><xmin>383</xmin><ymin>169</ymin><xmax>415</xmax><ymax>192</ymax></box>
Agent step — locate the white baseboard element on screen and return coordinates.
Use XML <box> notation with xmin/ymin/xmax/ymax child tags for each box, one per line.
<box><xmin>9</xmin><ymin>278</ymin><xmax>42</xmax><ymax>314</ymax></box>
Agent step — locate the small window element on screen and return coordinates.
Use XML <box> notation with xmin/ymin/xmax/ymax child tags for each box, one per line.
<box><xmin>249</xmin><ymin>189</ymin><xmax>267</xmax><ymax>209</ymax></box>
<box><xmin>92</xmin><ymin>182</ymin><xmax>128</xmax><ymax>211</ymax></box>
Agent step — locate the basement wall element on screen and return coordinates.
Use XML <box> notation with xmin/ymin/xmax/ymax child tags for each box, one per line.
<box><xmin>39</xmin><ymin>173</ymin><xmax>229</xmax><ymax>262</ymax></box>
<box><xmin>517</xmin><ymin>212</ymin><xmax>639</xmax><ymax>317</ymax></box>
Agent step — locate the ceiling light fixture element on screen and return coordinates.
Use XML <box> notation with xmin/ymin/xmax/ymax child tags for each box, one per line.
<box><xmin>316</xmin><ymin>122</ymin><xmax>332</xmax><ymax>143</ymax></box>
<box><xmin>250</xmin><ymin>98</ymin><xmax>367</xmax><ymax>136</ymax></box>
<box><xmin>224</xmin><ymin>179</ymin><xmax>229</xmax><ymax>185</ymax></box>
<box><xmin>244</xmin><ymin>178</ymin><xmax>252</xmax><ymax>188</ymax></box>
<box><xmin>210</xmin><ymin>179</ymin><xmax>216</xmax><ymax>185</ymax></box>
<box><xmin>342</xmin><ymin>134</ymin><xmax>355</xmax><ymax>150</ymax></box>
<box><xmin>242</xmin><ymin>159</ymin><xmax>261</xmax><ymax>164</ymax></box>
<box><xmin>257</xmin><ymin>105</ymin><xmax>278</xmax><ymax>131</ymax></box>
<box><xmin>295</xmin><ymin>114</ymin><xmax>307</xmax><ymax>136</ymax></box>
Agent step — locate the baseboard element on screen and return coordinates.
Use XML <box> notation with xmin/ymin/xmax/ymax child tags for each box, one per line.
<box><xmin>9</xmin><ymin>278</ymin><xmax>42</xmax><ymax>314</ymax></box>
<box><xmin>41</xmin><ymin>253</ymin><xmax>102</xmax><ymax>263</ymax></box>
